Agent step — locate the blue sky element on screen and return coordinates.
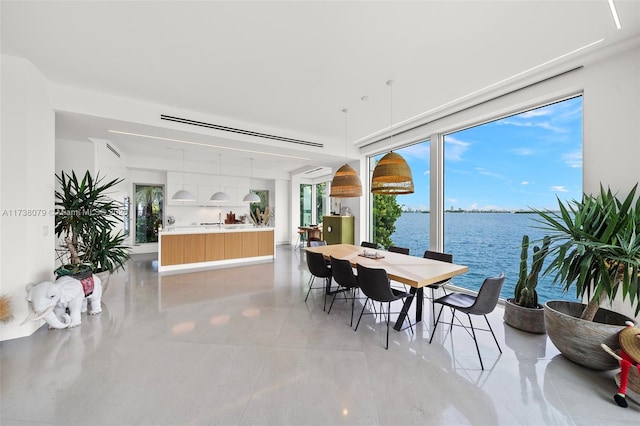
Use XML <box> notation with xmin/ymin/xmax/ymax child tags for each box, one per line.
<box><xmin>391</xmin><ymin>96</ymin><xmax>583</xmax><ymax>211</ymax></box>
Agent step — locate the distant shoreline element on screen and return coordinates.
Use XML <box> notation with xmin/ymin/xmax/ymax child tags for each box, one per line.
<box><xmin>401</xmin><ymin>210</ymin><xmax>557</xmax><ymax>214</ymax></box>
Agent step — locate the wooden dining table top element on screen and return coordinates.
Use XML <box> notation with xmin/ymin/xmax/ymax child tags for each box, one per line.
<box><xmin>305</xmin><ymin>244</ymin><xmax>468</xmax><ymax>289</ymax></box>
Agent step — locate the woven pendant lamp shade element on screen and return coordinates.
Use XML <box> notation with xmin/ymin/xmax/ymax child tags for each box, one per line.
<box><xmin>371</xmin><ymin>151</ymin><xmax>414</xmax><ymax>194</ymax></box>
<box><xmin>329</xmin><ymin>108</ymin><xmax>363</xmax><ymax>198</ymax></box>
<box><xmin>329</xmin><ymin>163</ymin><xmax>362</xmax><ymax>198</ymax></box>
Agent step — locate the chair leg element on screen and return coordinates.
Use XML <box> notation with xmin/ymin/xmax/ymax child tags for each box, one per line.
<box><xmin>350</xmin><ymin>289</ymin><xmax>355</xmax><ymax>327</ymax></box>
<box><xmin>385</xmin><ymin>301</ymin><xmax>391</xmax><ymax>350</ymax></box>
<box><xmin>484</xmin><ymin>315</ymin><xmax>502</xmax><ymax>353</ymax></box>
<box><xmin>355</xmin><ymin>298</ymin><xmax>370</xmax><ymax>331</ymax></box>
<box><xmin>327</xmin><ymin>290</ymin><xmax>339</xmax><ymax>314</ymax></box>
<box><xmin>323</xmin><ymin>277</ymin><xmax>331</xmax><ymax>311</ymax></box>
<box><xmin>467</xmin><ymin>314</ymin><xmax>484</xmax><ymax>370</ymax></box>
<box><xmin>429</xmin><ymin>305</ymin><xmax>445</xmax><ymax>343</ymax></box>
<box><xmin>327</xmin><ymin>284</ymin><xmax>348</xmax><ymax>315</ymax></box>
<box><xmin>304</xmin><ymin>276</ymin><xmax>315</xmax><ymax>302</ymax></box>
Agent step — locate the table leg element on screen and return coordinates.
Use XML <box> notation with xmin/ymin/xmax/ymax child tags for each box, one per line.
<box><xmin>394</xmin><ymin>287</ymin><xmax>423</xmax><ymax>331</ymax></box>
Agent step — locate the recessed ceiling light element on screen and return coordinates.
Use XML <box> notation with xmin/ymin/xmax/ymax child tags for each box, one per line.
<box><xmin>108</xmin><ymin>130</ymin><xmax>311</xmax><ymax>161</ymax></box>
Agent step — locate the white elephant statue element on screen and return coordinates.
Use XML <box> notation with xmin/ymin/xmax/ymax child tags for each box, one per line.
<box><xmin>21</xmin><ymin>274</ymin><xmax>102</xmax><ymax>329</ymax></box>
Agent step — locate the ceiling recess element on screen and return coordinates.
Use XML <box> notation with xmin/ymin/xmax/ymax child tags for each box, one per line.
<box><xmin>160</xmin><ymin>114</ymin><xmax>323</xmax><ymax>148</ymax></box>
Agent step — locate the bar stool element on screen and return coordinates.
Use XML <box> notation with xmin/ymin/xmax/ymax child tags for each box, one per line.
<box><xmin>295</xmin><ymin>228</ymin><xmax>307</xmax><ymax>249</ymax></box>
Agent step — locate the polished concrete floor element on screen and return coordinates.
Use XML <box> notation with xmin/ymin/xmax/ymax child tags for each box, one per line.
<box><xmin>1</xmin><ymin>246</ymin><xmax>638</xmax><ymax>425</ymax></box>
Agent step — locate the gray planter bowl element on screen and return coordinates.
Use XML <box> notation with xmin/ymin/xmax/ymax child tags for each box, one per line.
<box><xmin>544</xmin><ymin>300</ymin><xmax>634</xmax><ymax>371</ymax></box>
<box><xmin>504</xmin><ymin>298</ymin><xmax>546</xmax><ymax>334</ymax></box>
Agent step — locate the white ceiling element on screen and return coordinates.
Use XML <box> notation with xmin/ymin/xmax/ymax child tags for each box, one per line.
<box><xmin>2</xmin><ymin>1</ymin><xmax>639</xmax><ymax>176</ymax></box>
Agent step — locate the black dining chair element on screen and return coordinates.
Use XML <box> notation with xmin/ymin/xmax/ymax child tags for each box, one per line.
<box><xmin>361</xmin><ymin>241</ymin><xmax>377</xmax><ymax>249</ymax></box>
<box><xmin>327</xmin><ymin>256</ymin><xmax>361</xmax><ymax>326</ymax></box>
<box><xmin>428</xmin><ymin>273</ymin><xmax>505</xmax><ymax>370</ymax></box>
<box><xmin>423</xmin><ymin>250</ymin><xmax>454</xmax><ymax>324</ymax></box>
<box><xmin>309</xmin><ymin>240</ymin><xmax>327</xmax><ymax>247</ymax></box>
<box><xmin>355</xmin><ymin>264</ymin><xmax>414</xmax><ymax>349</ymax></box>
<box><xmin>389</xmin><ymin>246</ymin><xmax>410</xmax><ymax>255</ymax></box>
<box><xmin>305</xmin><ymin>251</ymin><xmax>332</xmax><ymax>310</ymax></box>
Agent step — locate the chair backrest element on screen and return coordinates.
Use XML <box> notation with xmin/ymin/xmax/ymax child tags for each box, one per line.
<box><xmin>389</xmin><ymin>246</ymin><xmax>410</xmax><ymax>255</ymax></box>
<box><xmin>468</xmin><ymin>273</ymin><xmax>505</xmax><ymax>315</ymax></box>
<box><xmin>356</xmin><ymin>264</ymin><xmax>397</xmax><ymax>303</ymax></box>
<box><xmin>306</xmin><ymin>251</ymin><xmax>331</xmax><ymax>278</ymax></box>
<box><xmin>330</xmin><ymin>256</ymin><xmax>358</xmax><ymax>289</ymax></box>
<box><xmin>423</xmin><ymin>250</ymin><xmax>453</xmax><ymax>263</ymax></box>
<box><xmin>361</xmin><ymin>241</ymin><xmax>377</xmax><ymax>249</ymax></box>
<box><xmin>309</xmin><ymin>240</ymin><xmax>327</xmax><ymax>247</ymax></box>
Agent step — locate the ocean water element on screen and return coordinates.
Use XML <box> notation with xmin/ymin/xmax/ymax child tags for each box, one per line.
<box><xmin>390</xmin><ymin>212</ymin><xmax>579</xmax><ymax>303</ymax></box>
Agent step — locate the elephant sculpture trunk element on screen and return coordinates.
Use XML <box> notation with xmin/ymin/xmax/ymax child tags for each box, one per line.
<box><xmin>21</xmin><ymin>275</ymin><xmax>103</xmax><ymax>329</ymax></box>
<box><xmin>21</xmin><ymin>305</ymin><xmax>71</xmax><ymax>329</ymax></box>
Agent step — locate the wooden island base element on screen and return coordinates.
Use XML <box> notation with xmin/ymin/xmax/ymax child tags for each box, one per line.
<box><xmin>159</xmin><ymin>226</ymin><xmax>275</xmax><ymax>274</ymax></box>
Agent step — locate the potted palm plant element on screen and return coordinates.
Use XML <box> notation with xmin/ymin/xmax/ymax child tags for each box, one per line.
<box><xmin>54</xmin><ymin>170</ymin><xmax>131</xmax><ymax>292</ymax></box>
<box><xmin>504</xmin><ymin>234</ymin><xmax>550</xmax><ymax>334</ymax></box>
<box><xmin>534</xmin><ymin>184</ymin><xmax>640</xmax><ymax>370</ymax></box>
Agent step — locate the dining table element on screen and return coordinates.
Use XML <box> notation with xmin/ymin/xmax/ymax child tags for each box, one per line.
<box><xmin>304</xmin><ymin>243</ymin><xmax>469</xmax><ymax>331</ymax></box>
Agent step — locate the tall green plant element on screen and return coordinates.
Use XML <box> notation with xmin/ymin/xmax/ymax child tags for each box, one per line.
<box><xmin>513</xmin><ymin>234</ymin><xmax>550</xmax><ymax>308</ymax></box>
<box><xmin>55</xmin><ymin>170</ymin><xmax>130</xmax><ymax>273</ymax></box>
<box><xmin>372</xmin><ymin>194</ymin><xmax>403</xmax><ymax>249</ymax></box>
<box><xmin>533</xmin><ymin>184</ymin><xmax>640</xmax><ymax>320</ymax></box>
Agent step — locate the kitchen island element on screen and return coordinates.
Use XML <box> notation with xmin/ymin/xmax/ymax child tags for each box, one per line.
<box><xmin>158</xmin><ymin>225</ymin><xmax>275</xmax><ymax>273</ymax></box>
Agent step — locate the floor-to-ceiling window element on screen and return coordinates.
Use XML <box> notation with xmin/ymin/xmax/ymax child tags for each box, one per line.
<box><xmin>443</xmin><ymin>96</ymin><xmax>582</xmax><ymax>302</ymax></box>
<box><xmin>369</xmin><ymin>140</ymin><xmax>430</xmax><ymax>250</ymax></box>
<box><xmin>300</xmin><ymin>184</ymin><xmax>312</xmax><ymax>226</ymax></box>
<box><xmin>299</xmin><ymin>182</ymin><xmax>328</xmax><ymax>226</ymax></box>
<box><xmin>316</xmin><ymin>182</ymin><xmax>326</xmax><ymax>224</ymax></box>
<box><xmin>135</xmin><ymin>184</ymin><xmax>164</xmax><ymax>244</ymax></box>
<box><xmin>368</xmin><ymin>96</ymin><xmax>582</xmax><ymax>303</ymax></box>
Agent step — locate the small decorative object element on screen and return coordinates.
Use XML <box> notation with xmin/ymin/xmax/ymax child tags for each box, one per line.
<box><xmin>0</xmin><ymin>294</ymin><xmax>14</xmax><ymax>323</ymax></box>
<box><xmin>21</xmin><ymin>275</ymin><xmax>103</xmax><ymax>329</ymax></box>
<box><xmin>360</xmin><ymin>250</ymin><xmax>384</xmax><ymax>259</ymax></box>
<box><xmin>601</xmin><ymin>321</ymin><xmax>640</xmax><ymax>408</ymax></box>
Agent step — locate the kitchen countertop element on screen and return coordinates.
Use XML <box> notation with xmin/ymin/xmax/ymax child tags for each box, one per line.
<box><xmin>161</xmin><ymin>225</ymin><xmax>274</xmax><ymax>235</ymax></box>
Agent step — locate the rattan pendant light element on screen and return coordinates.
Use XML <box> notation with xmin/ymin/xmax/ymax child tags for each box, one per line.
<box><xmin>243</xmin><ymin>158</ymin><xmax>261</xmax><ymax>202</ymax></box>
<box><xmin>172</xmin><ymin>149</ymin><xmax>196</xmax><ymax>201</ymax></box>
<box><xmin>329</xmin><ymin>108</ymin><xmax>362</xmax><ymax>198</ymax></box>
<box><xmin>371</xmin><ymin>80</ymin><xmax>414</xmax><ymax>195</ymax></box>
<box><xmin>210</xmin><ymin>153</ymin><xmax>230</xmax><ymax>202</ymax></box>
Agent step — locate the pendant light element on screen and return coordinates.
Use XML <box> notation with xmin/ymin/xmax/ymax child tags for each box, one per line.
<box><xmin>329</xmin><ymin>108</ymin><xmax>362</xmax><ymax>198</ymax></box>
<box><xmin>243</xmin><ymin>158</ymin><xmax>261</xmax><ymax>202</ymax></box>
<box><xmin>371</xmin><ymin>80</ymin><xmax>414</xmax><ymax>195</ymax></box>
<box><xmin>172</xmin><ymin>149</ymin><xmax>195</xmax><ymax>201</ymax></box>
<box><xmin>210</xmin><ymin>153</ymin><xmax>230</xmax><ymax>202</ymax></box>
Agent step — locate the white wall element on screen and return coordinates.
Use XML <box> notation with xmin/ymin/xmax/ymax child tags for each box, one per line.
<box><xmin>274</xmin><ymin>179</ymin><xmax>290</xmax><ymax>244</ymax></box>
<box><xmin>0</xmin><ymin>55</ymin><xmax>55</xmax><ymax>340</ymax></box>
<box><xmin>55</xmin><ymin>138</ymin><xmax>94</xmax><ymax>177</ymax></box>
<box><xmin>582</xmin><ymin>42</ymin><xmax>640</xmax><ymax>320</ymax></box>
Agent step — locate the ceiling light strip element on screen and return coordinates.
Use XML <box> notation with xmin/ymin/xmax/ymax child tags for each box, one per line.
<box><xmin>607</xmin><ymin>0</ymin><xmax>621</xmax><ymax>30</ymax></box>
<box><xmin>107</xmin><ymin>130</ymin><xmax>312</xmax><ymax>161</ymax></box>
<box><xmin>160</xmin><ymin>115</ymin><xmax>323</xmax><ymax>148</ymax></box>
